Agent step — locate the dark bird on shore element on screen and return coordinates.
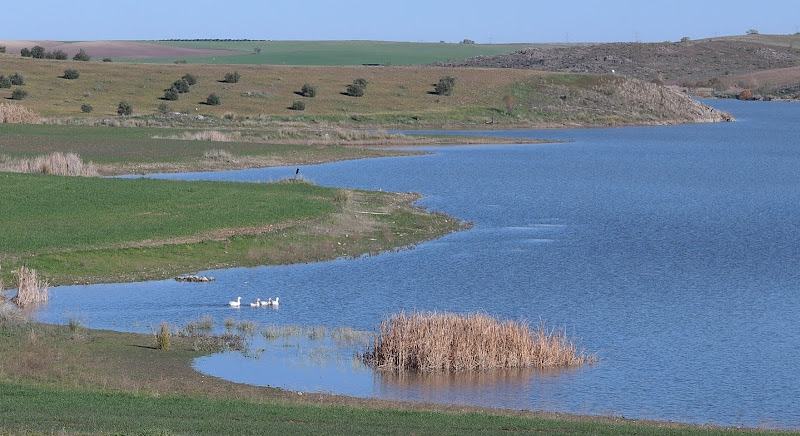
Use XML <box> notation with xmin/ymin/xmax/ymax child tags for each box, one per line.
<box><xmin>295</xmin><ymin>168</ymin><xmax>300</xmax><ymax>175</ymax></box>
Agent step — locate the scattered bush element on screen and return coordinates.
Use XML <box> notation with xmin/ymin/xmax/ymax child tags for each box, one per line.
<box><xmin>434</xmin><ymin>76</ymin><xmax>456</xmax><ymax>96</ymax></box>
<box><xmin>30</xmin><ymin>45</ymin><xmax>45</xmax><ymax>59</ymax></box>
<box><xmin>301</xmin><ymin>83</ymin><xmax>317</xmax><ymax>97</ymax></box>
<box><xmin>157</xmin><ymin>102</ymin><xmax>170</xmax><ymax>114</ymax></box>
<box><xmin>460</xmin><ymin>39</ymin><xmax>475</xmax><ymax>44</ymax></box>
<box><xmin>63</xmin><ymin>69</ymin><xmax>80</xmax><ymax>79</ymax></box>
<box><xmin>206</xmin><ymin>93</ymin><xmax>221</xmax><ymax>105</ymax></box>
<box><xmin>353</xmin><ymin>77</ymin><xmax>369</xmax><ymax>88</ymax></box>
<box><xmin>291</xmin><ymin>100</ymin><xmax>306</xmax><ymax>110</ymax></box>
<box><xmin>680</xmin><ymin>36</ymin><xmax>691</xmax><ymax>43</ymax></box>
<box><xmin>102</xmin><ymin>57</ymin><xmax>113</xmax><ymax>62</ymax></box>
<box><xmin>0</xmin><ymin>76</ymin><xmax>10</xmax><ymax>88</ymax></box>
<box><xmin>80</xmin><ymin>103</ymin><xmax>93</xmax><ymax>113</ymax></box>
<box><xmin>0</xmin><ymin>45</ymin><xmax>5</xmax><ymax>53</ymax></box>
<box><xmin>223</xmin><ymin>71</ymin><xmax>240</xmax><ymax>83</ymax></box>
<box><xmin>182</xmin><ymin>73</ymin><xmax>197</xmax><ymax>85</ymax></box>
<box><xmin>9</xmin><ymin>73</ymin><xmax>24</xmax><ymax>86</ymax></box>
<box><xmin>156</xmin><ymin>321</ymin><xmax>171</xmax><ymax>350</ymax></box>
<box><xmin>73</xmin><ymin>48</ymin><xmax>91</xmax><ymax>61</ymax></box>
<box><xmin>117</xmin><ymin>100</ymin><xmax>133</xmax><ymax>116</ymax></box>
<box><xmin>171</xmin><ymin>78</ymin><xmax>190</xmax><ymax>93</ymax></box>
<box><xmin>50</xmin><ymin>50</ymin><xmax>68</xmax><ymax>60</ymax></box>
<box><xmin>163</xmin><ymin>88</ymin><xmax>179</xmax><ymax>101</ymax></box>
<box><xmin>11</xmin><ymin>89</ymin><xmax>27</xmax><ymax>100</ymax></box>
<box><xmin>738</xmin><ymin>89</ymin><xmax>753</xmax><ymax>100</ymax></box>
<box><xmin>20</xmin><ymin>48</ymin><xmax>31</xmax><ymax>57</ymax></box>
<box><xmin>346</xmin><ymin>83</ymin><xmax>365</xmax><ymax>97</ymax></box>
<box><xmin>746</xmin><ymin>29</ymin><xmax>759</xmax><ymax>35</ymax></box>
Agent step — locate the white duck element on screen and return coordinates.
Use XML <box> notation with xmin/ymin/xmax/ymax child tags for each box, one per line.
<box><xmin>228</xmin><ymin>296</ymin><xmax>242</xmax><ymax>307</ymax></box>
<box><xmin>249</xmin><ymin>298</ymin><xmax>261</xmax><ymax>307</ymax></box>
<box><xmin>260</xmin><ymin>298</ymin><xmax>272</xmax><ymax>307</ymax></box>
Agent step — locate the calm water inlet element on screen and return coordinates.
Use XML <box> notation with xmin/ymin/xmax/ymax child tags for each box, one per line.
<box><xmin>33</xmin><ymin>100</ymin><xmax>800</xmax><ymax>429</ymax></box>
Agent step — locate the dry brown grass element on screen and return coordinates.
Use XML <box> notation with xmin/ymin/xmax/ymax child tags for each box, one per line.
<box><xmin>364</xmin><ymin>311</ymin><xmax>595</xmax><ymax>372</ymax></box>
<box><xmin>0</xmin><ymin>102</ymin><xmax>40</xmax><ymax>124</ymax></box>
<box><xmin>1</xmin><ymin>151</ymin><xmax>98</xmax><ymax>176</ymax></box>
<box><xmin>10</xmin><ymin>266</ymin><xmax>49</xmax><ymax>308</ymax></box>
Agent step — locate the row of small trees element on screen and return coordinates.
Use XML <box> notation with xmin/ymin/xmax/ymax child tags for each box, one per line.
<box><xmin>19</xmin><ymin>46</ymin><xmax>91</xmax><ymax>61</ymax></box>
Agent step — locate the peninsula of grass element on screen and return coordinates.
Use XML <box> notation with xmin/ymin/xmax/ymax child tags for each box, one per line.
<box><xmin>0</xmin><ymin>317</ymin><xmax>794</xmax><ymax>436</ymax></box>
<box><xmin>0</xmin><ymin>172</ymin><xmax>462</xmax><ymax>286</ymax></box>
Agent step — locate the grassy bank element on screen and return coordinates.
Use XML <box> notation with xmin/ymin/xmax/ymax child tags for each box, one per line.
<box><xmin>0</xmin><ymin>54</ymin><xmax>725</xmax><ymax>127</ymax></box>
<box><xmin>0</xmin><ymin>318</ymin><xmax>793</xmax><ymax>435</ymax></box>
<box><xmin>0</xmin><ymin>173</ymin><xmax>461</xmax><ymax>286</ymax></box>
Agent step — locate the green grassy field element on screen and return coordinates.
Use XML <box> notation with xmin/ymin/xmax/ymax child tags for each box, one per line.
<box><xmin>129</xmin><ymin>40</ymin><xmax>530</xmax><ymax>66</ymax></box>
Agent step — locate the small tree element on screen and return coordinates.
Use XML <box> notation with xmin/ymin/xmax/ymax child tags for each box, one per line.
<box><xmin>164</xmin><ymin>88</ymin><xmax>180</xmax><ymax>101</ymax></box>
<box><xmin>80</xmin><ymin>103</ymin><xmax>93</xmax><ymax>113</ymax></box>
<box><xmin>102</xmin><ymin>58</ymin><xmax>113</xmax><ymax>62</ymax></box>
<box><xmin>9</xmin><ymin>73</ymin><xmax>24</xmax><ymax>86</ymax></box>
<box><xmin>51</xmin><ymin>50</ymin><xmax>68</xmax><ymax>60</ymax></box>
<box><xmin>30</xmin><ymin>45</ymin><xmax>45</xmax><ymax>59</ymax></box>
<box><xmin>301</xmin><ymin>83</ymin><xmax>317</xmax><ymax>97</ymax></box>
<box><xmin>11</xmin><ymin>89</ymin><xmax>28</xmax><ymax>100</ymax></box>
<box><xmin>434</xmin><ymin>76</ymin><xmax>456</xmax><ymax>96</ymax></box>
<box><xmin>171</xmin><ymin>78</ymin><xmax>190</xmax><ymax>93</ymax></box>
<box><xmin>460</xmin><ymin>39</ymin><xmax>475</xmax><ymax>44</ymax></box>
<box><xmin>254</xmin><ymin>47</ymin><xmax>262</xmax><ymax>54</ymax></box>
<box><xmin>0</xmin><ymin>76</ymin><xmax>11</xmax><ymax>88</ymax></box>
<box><xmin>117</xmin><ymin>100</ymin><xmax>133</xmax><ymax>116</ymax></box>
<box><xmin>353</xmin><ymin>78</ymin><xmax>369</xmax><ymax>88</ymax></box>
<box><xmin>20</xmin><ymin>48</ymin><xmax>31</xmax><ymax>57</ymax></box>
<box><xmin>680</xmin><ymin>36</ymin><xmax>691</xmax><ymax>43</ymax></box>
<box><xmin>223</xmin><ymin>71</ymin><xmax>240</xmax><ymax>83</ymax></box>
<box><xmin>157</xmin><ymin>102</ymin><xmax>170</xmax><ymax>114</ymax></box>
<box><xmin>73</xmin><ymin>49</ymin><xmax>91</xmax><ymax>61</ymax></box>
<box><xmin>0</xmin><ymin>45</ymin><xmax>5</xmax><ymax>53</ymax></box>
<box><xmin>206</xmin><ymin>93</ymin><xmax>221</xmax><ymax>106</ymax></box>
<box><xmin>181</xmin><ymin>73</ymin><xmax>197</xmax><ymax>86</ymax></box>
<box><xmin>746</xmin><ymin>29</ymin><xmax>759</xmax><ymax>35</ymax></box>
<box><xmin>346</xmin><ymin>83</ymin><xmax>365</xmax><ymax>97</ymax></box>
<box><xmin>291</xmin><ymin>100</ymin><xmax>306</xmax><ymax>110</ymax></box>
<box><xmin>63</xmin><ymin>69</ymin><xmax>80</xmax><ymax>79</ymax></box>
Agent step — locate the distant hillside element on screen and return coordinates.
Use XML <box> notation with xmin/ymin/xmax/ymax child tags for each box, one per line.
<box><xmin>432</xmin><ymin>34</ymin><xmax>800</xmax><ymax>100</ymax></box>
<box><xmin>0</xmin><ymin>54</ymin><xmax>728</xmax><ymax>127</ymax></box>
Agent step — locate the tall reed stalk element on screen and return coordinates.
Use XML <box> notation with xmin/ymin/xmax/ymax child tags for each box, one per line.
<box><xmin>10</xmin><ymin>266</ymin><xmax>50</xmax><ymax>308</ymax></box>
<box><xmin>364</xmin><ymin>311</ymin><xmax>595</xmax><ymax>372</ymax></box>
<box><xmin>1</xmin><ymin>152</ymin><xmax>98</xmax><ymax>176</ymax></box>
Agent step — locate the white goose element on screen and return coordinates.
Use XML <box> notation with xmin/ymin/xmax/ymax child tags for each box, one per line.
<box><xmin>272</xmin><ymin>297</ymin><xmax>279</xmax><ymax>306</ymax></box>
<box><xmin>228</xmin><ymin>296</ymin><xmax>242</xmax><ymax>307</ymax></box>
<box><xmin>260</xmin><ymin>297</ymin><xmax>279</xmax><ymax>306</ymax></box>
<box><xmin>249</xmin><ymin>298</ymin><xmax>261</xmax><ymax>308</ymax></box>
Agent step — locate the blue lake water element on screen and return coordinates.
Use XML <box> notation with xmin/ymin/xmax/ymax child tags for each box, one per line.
<box><xmin>30</xmin><ymin>99</ymin><xmax>800</xmax><ymax>429</ymax></box>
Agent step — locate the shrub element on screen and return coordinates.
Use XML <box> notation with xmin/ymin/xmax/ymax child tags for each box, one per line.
<box><xmin>163</xmin><ymin>88</ymin><xmax>179</xmax><ymax>101</ymax></box>
<box><xmin>291</xmin><ymin>100</ymin><xmax>306</xmax><ymax>110</ymax></box>
<box><xmin>206</xmin><ymin>93</ymin><xmax>221</xmax><ymax>105</ymax></box>
<box><xmin>346</xmin><ymin>83</ymin><xmax>364</xmax><ymax>97</ymax></box>
<box><xmin>460</xmin><ymin>38</ymin><xmax>475</xmax><ymax>44</ymax></box>
<box><xmin>738</xmin><ymin>89</ymin><xmax>753</xmax><ymax>100</ymax></box>
<box><xmin>11</xmin><ymin>89</ymin><xmax>27</xmax><ymax>100</ymax></box>
<box><xmin>63</xmin><ymin>69</ymin><xmax>80</xmax><ymax>79</ymax></box>
<box><xmin>0</xmin><ymin>76</ymin><xmax>10</xmax><ymax>89</ymax></box>
<box><xmin>157</xmin><ymin>102</ymin><xmax>170</xmax><ymax>114</ymax></box>
<box><xmin>9</xmin><ymin>73</ymin><xmax>24</xmax><ymax>86</ymax></box>
<box><xmin>73</xmin><ymin>48</ymin><xmax>91</xmax><ymax>61</ymax></box>
<box><xmin>746</xmin><ymin>29</ymin><xmax>759</xmax><ymax>35</ymax></box>
<box><xmin>80</xmin><ymin>103</ymin><xmax>93</xmax><ymax>113</ymax></box>
<box><xmin>156</xmin><ymin>322</ymin><xmax>171</xmax><ymax>350</ymax></box>
<box><xmin>680</xmin><ymin>36</ymin><xmax>691</xmax><ymax>43</ymax></box>
<box><xmin>102</xmin><ymin>58</ymin><xmax>113</xmax><ymax>62</ymax></box>
<box><xmin>30</xmin><ymin>45</ymin><xmax>45</xmax><ymax>59</ymax></box>
<box><xmin>20</xmin><ymin>48</ymin><xmax>31</xmax><ymax>57</ymax></box>
<box><xmin>51</xmin><ymin>50</ymin><xmax>68</xmax><ymax>60</ymax></box>
<box><xmin>117</xmin><ymin>100</ymin><xmax>133</xmax><ymax>116</ymax></box>
<box><xmin>301</xmin><ymin>83</ymin><xmax>317</xmax><ymax>97</ymax></box>
<box><xmin>0</xmin><ymin>45</ymin><xmax>5</xmax><ymax>53</ymax></box>
<box><xmin>223</xmin><ymin>71</ymin><xmax>240</xmax><ymax>83</ymax></box>
<box><xmin>181</xmin><ymin>73</ymin><xmax>197</xmax><ymax>85</ymax></box>
<box><xmin>353</xmin><ymin>77</ymin><xmax>369</xmax><ymax>88</ymax></box>
<box><xmin>171</xmin><ymin>78</ymin><xmax>190</xmax><ymax>93</ymax></box>
<box><xmin>434</xmin><ymin>75</ymin><xmax>456</xmax><ymax>96</ymax></box>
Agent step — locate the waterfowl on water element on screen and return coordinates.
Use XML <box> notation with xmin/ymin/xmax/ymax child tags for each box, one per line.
<box><xmin>249</xmin><ymin>298</ymin><xmax>261</xmax><ymax>307</ymax></box>
<box><xmin>228</xmin><ymin>296</ymin><xmax>242</xmax><ymax>307</ymax></box>
<box><xmin>260</xmin><ymin>297</ymin><xmax>279</xmax><ymax>306</ymax></box>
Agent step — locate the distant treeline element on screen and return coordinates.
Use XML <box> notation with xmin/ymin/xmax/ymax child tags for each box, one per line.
<box><xmin>157</xmin><ymin>39</ymin><xmax>268</xmax><ymax>42</ymax></box>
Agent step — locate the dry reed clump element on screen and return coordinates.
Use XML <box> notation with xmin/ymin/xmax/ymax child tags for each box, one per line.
<box><xmin>0</xmin><ymin>102</ymin><xmax>41</xmax><ymax>124</ymax></box>
<box><xmin>10</xmin><ymin>266</ymin><xmax>49</xmax><ymax>309</ymax></box>
<box><xmin>155</xmin><ymin>321</ymin><xmax>171</xmax><ymax>350</ymax></box>
<box><xmin>363</xmin><ymin>311</ymin><xmax>596</xmax><ymax>372</ymax></box>
<box><xmin>1</xmin><ymin>152</ymin><xmax>98</xmax><ymax>177</ymax></box>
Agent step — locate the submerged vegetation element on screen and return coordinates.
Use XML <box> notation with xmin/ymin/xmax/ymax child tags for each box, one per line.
<box><xmin>364</xmin><ymin>311</ymin><xmax>595</xmax><ymax>372</ymax></box>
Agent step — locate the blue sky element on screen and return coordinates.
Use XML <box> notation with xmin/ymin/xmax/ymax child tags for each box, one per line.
<box><xmin>3</xmin><ymin>0</ymin><xmax>799</xmax><ymax>43</ymax></box>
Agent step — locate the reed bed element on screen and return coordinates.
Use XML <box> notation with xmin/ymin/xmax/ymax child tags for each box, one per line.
<box><xmin>0</xmin><ymin>102</ymin><xmax>40</xmax><ymax>124</ymax></box>
<box><xmin>1</xmin><ymin>152</ymin><xmax>98</xmax><ymax>177</ymax></box>
<box><xmin>10</xmin><ymin>266</ymin><xmax>50</xmax><ymax>308</ymax></box>
<box><xmin>363</xmin><ymin>311</ymin><xmax>596</xmax><ymax>372</ymax></box>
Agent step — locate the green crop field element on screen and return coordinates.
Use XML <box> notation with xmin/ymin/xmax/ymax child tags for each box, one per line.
<box><xmin>129</xmin><ymin>40</ymin><xmax>530</xmax><ymax>66</ymax></box>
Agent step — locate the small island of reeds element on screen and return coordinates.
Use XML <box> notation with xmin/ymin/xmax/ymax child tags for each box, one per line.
<box><xmin>363</xmin><ymin>311</ymin><xmax>596</xmax><ymax>372</ymax></box>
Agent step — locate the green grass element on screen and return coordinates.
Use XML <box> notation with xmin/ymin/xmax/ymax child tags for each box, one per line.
<box><xmin>129</xmin><ymin>40</ymin><xmax>529</xmax><ymax>66</ymax></box>
<box><xmin>0</xmin><ymin>173</ymin><xmax>335</xmax><ymax>255</ymax></box>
